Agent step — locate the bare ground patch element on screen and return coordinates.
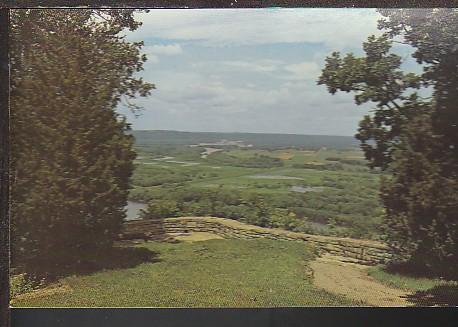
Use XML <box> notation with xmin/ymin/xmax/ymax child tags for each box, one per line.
<box><xmin>171</xmin><ymin>232</ymin><xmax>224</xmax><ymax>242</ymax></box>
<box><xmin>310</xmin><ymin>254</ymin><xmax>411</xmax><ymax>306</ymax></box>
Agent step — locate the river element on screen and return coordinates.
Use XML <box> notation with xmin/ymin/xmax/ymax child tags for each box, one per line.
<box><xmin>125</xmin><ymin>201</ymin><xmax>147</xmax><ymax>221</ymax></box>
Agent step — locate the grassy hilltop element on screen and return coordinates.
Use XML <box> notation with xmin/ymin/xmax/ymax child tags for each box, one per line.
<box><xmin>12</xmin><ymin>239</ymin><xmax>357</xmax><ymax>307</ymax></box>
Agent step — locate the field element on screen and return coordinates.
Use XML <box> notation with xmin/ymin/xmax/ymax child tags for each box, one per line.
<box><xmin>11</xmin><ymin>239</ymin><xmax>358</xmax><ymax>307</ymax></box>
<box><xmin>129</xmin><ymin>130</ymin><xmax>384</xmax><ymax>239</ymax></box>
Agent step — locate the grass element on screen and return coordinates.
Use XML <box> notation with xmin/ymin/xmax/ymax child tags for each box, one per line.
<box><xmin>12</xmin><ymin>239</ymin><xmax>358</xmax><ymax>307</ymax></box>
<box><xmin>367</xmin><ymin>266</ymin><xmax>453</xmax><ymax>292</ymax></box>
<box><xmin>368</xmin><ymin>265</ymin><xmax>458</xmax><ymax>306</ymax></box>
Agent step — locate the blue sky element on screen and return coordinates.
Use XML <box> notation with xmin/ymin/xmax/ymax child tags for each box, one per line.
<box><xmin>119</xmin><ymin>9</ymin><xmax>417</xmax><ymax>136</ymax></box>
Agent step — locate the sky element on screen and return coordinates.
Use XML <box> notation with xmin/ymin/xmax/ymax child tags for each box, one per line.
<box><xmin>118</xmin><ymin>9</ymin><xmax>416</xmax><ymax>136</ymax></box>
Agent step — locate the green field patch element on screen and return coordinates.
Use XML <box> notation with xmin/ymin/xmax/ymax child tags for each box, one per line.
<box><xmin>248</xmin><ymin>174</ymin><xmax>303</xmax><ymax>180</ymax></box>
<box><xmin>290</xmin><ymin>186</ymin><xmax>325</xmax><ymax>193</ymax></box>
<box><xmin>368</xmin><ymin>266</ymin><xmax>457</xmax><ymax>292</ymax></box>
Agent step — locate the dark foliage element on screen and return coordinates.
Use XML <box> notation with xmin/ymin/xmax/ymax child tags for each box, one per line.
<box><xmin>318</xmin><ymin>9</ymin><xmax>458</xmax><ymax>276</ymax></box>
<box><xmin>406</xmin><ymin>285</ymin><xmax>458</xmax><ymax>307</ymax></box>
<box><xmin>10</xmin><ymin>9</ymin><xmax>154</xmax><ymax>277</ymax></box>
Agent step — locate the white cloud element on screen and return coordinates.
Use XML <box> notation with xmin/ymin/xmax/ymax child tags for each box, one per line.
<box><xmin>146</xmin><ymin>54</ymin><xmax>159</xmax><ymax>64</ymax></box>
<box><xmin>141</xmin><ymin>44</ymin><xmax>183</xmax><ymax>64</ymax></box>
<box><xmin>192</xmin><ymin>59</ymin><xmax>284</xmax><ymax>73</ymax></box>
<box><xmin>284</xmin><ymin>62</ymin><xmax>321</xmax><ymax>80</ymax></box>
<box><xmin>122</xmin><ymin>68</ymin><xmax>371</xmax><ymax>135</ymax></box>
<box><xmin>189</xmin><ymin>60</ymin><xmax>321</xmax><ymax>81</ymax></box>
<box><xmin>119</xmin><ymin>9</ymin><xmax>382</xmax><ymax>135</ymax></box>
<box><xmin>143</xmin><ymin>44</ymin><xmax>183</xmax><ymax>55</ymax></box>
<box><xmin>221</xmin><ymin>60</ymin><xmax>282</xmax><ymax>72</ymax></box>
<box><xmin>150</xmin><ymin>76</ymin><xmax>283</xmax><ymax>113</ymax></box>
<box><xmin>129</xmin><ymin>9</ymin><xmax>381</xmax><ymax>49</ymax></box>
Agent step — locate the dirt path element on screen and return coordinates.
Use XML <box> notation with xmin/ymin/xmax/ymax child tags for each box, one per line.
<box><xmin>310</xmin><ymin>254</ymin><xmax>411</xmax><ymax>306</ymax></box>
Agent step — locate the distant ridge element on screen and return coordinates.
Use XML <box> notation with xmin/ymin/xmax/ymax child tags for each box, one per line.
<box><xmin>133</xmin><ymin>129</ymin><xmax>354</xmax><ymax>137</ymax></box>
<box><xmin>131</xmin><ymin>130</ymin><xmax>359</xmax><ymax>150</ymax></box>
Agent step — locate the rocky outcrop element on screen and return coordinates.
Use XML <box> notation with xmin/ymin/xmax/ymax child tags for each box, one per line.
<box><xmin>120</xmin><ymin>217</ymin><xmax>392</xmax><ymax>265</ymax></box>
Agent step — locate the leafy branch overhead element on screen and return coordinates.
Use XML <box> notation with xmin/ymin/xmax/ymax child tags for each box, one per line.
<box><xmin>318</xmin><ymin>35</ymin><xmax>424</xmax><ymax>169</ymax></box>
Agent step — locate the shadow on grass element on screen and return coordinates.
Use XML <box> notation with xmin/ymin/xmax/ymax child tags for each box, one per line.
<box><xmin>27</xmin><ymin>245</ymin><xmax>161</xmax><ymax>282</ymax></box>
<box><xmin>384</xmin><ymin>261</ymin><xmax>456</xmax><ymax>280</ymax></box>
<box><xmin>406</xmin><ymin>284</ymin><xmax>458</xmax><ymax>307</ymax></box>
<box><xmin>74</xmin><ymin>246</ymin><xmax>160</xmax><ymax>274</ymax></box>
<box><xmin>382</xmin><ymin>262</ymin><xmax>458</xmax><ymax>306</ymax></box>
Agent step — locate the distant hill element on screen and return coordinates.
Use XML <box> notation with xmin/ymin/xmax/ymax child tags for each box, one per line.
<box><xmin>131</xmin><ymin>130</ymin><xmax>360</xmax><ymax>150</ymax></box>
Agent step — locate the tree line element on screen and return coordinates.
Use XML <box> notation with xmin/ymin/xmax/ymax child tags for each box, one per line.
<box><xmin>319</xmin><ymin>9</ymin><xmax>457</xmax><ymax>277</ymax></box>
<box><xmin>138</xmin><ymin>185</ymin><xmax>382</xmax><ymax>240</ymax></box>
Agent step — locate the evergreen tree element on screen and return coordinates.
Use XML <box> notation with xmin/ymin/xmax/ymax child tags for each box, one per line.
<box><xmin>10</xmin><ymin>9</ymin><xmax>154</xmax><ymax>276</ymax></box>
<box><xmin>318</xmin><ymin>9</ymin><xmax>457</xmax><ymax>276</ymax></box>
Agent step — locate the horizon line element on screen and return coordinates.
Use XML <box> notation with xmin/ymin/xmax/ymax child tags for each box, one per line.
<box><xmin>130</xmin><ymin>129</ymin><xmax>357</xmax><ymax>138</ymax></box>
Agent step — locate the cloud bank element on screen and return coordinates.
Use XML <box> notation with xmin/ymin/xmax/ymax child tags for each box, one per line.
<box><xmin>120</xmin><ymin>9</ymin><xmax>383</xmax><ymax>136</ymax></box>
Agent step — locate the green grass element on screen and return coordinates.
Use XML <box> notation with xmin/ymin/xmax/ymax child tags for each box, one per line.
<box><xmin>368</xmin><ymin>265</ymin><xmax>457</xmax><ymax>292</ymax></box>
<box><xmin>12</xmin><ymin>239</ymin><xmax>358</xmax><ymax>307</ymax></box>
<box><xmin>367</xmin><ymin>265</ymin><xmax>458</xmax><ymax>306</ymax></box>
